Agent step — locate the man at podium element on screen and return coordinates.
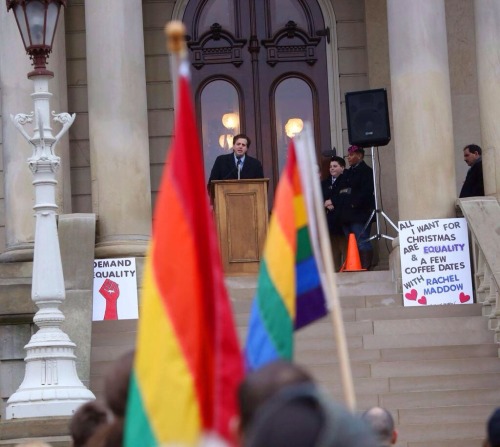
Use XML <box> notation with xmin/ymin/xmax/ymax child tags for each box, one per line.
<box><xmin>208</xmin><ymin>134</ymin><xmax>264</xmax><ymax>187</ymax></box>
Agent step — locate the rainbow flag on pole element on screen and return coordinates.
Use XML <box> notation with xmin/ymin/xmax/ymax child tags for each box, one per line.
<box><xmin>124</xmin><ymin>60</ymin><xmax>243</xmax><ymax>446</ymax></box>
<box><xmin>244</xmin><ymin>139</ymin><xmax>327</xmax><ymax>371</ymax></box>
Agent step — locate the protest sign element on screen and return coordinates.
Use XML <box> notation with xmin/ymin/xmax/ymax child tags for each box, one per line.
<box><xmin>92</xmin><ymin>258</ymin><xmax>138</xmax><ymax>320</ymax></box>
<box><xmin>399</xmin><ymin>218</ymin><xmax>473</xmax><ymax>306</ymax></box>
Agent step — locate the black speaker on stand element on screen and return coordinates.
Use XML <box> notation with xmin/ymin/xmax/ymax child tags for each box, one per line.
<box><xmin>344</xmin><ymin>88</ymin><xmax>398</xmax><ymax>243</ymax></box>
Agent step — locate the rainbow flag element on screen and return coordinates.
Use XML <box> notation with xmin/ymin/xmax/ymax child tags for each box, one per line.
<box><xmin>124</xmin><ymin>60</ymin><xmax>243</xmax><ymax>446</ymax></box>
<box><xmin>244</xmin><ymin>140</ymin><xmax>327</xmax><ymax>371</ymax></box>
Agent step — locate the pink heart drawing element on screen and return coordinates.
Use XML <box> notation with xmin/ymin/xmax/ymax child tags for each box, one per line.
<box><xmin>459</xmin><ymin>292</ymin><xmax>471</xmax><ymax>303</ymax></box>
<box><xmin>405</xmin><ymin>289</ymin><xmax>417</xmax><ymax>301</ymax></box>
<box><xmin>418</xmin><ymin>296</ymin><xmax>427</xmax><ymax>305</ymax></box>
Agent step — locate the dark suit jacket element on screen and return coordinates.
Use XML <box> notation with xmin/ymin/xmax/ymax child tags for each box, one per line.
<box><xmin>337</xmin><ymin>160</ymin><xmax>375</xmax><ymax>225</ymax></box>
<box><xmin>321</xmin><ymin>175</ymin><xmax>344</xmax><ymax>235</ymax></box>
<box><xmin>208</xmin><ymin>153</ymin><xmax>264</xmax><ymax>186</ymax></box>
<box><xmin>459</xmin><ymin>159</ymin><xmax>484</xmax><ymax>198</ymax></box>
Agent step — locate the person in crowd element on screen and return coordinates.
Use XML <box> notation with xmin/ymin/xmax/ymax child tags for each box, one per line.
<box><xmin>338</xmin><ymin>145</ymin><xmax>375</xmax><ymax>270</ymax></box>
<box><xmin>322</xmin><ymin>156</ymin><xmax>347</xmax><ymax>271</ymax></box>
<box><xmin>361</xmin><ymin>407</ymin><xmax>397</xmax><ymax>446</ymax></box>
<box><xmin>237</xmin><ymin>360</ymin><xmax>314</xmax><ymax>439</ymax></box>
<box><xmin>69</xmin><ymin>400</ymin><xmax>109</xmax><ymax>447</ymax></box>
<box><xmin>83</xmin><ymin>418</ymin><xmax>123</xmax><ymax>447</ymax></box>
<box><xmin>104</xmin><ymin>349</ymin><xmax>134</xmax><ymax>418</ymax></box>
<box><xmin>243</xmin><ymin>382</ymin><xmax>377</xmax><ymax>447</ymax></box>
<box><xmin>208</xmin><ymin>134</ymin><xmax>264</xmax><ymax>187</ymax></box>
<box><xmin>484</xmin><ymin>407</ymin><xmax>500</xmax><ymax>447</ymax></box>
<box><xmin>459</xmin><ymin>143</ymin><xmax>484</xmax><ymax>198</ymax></box>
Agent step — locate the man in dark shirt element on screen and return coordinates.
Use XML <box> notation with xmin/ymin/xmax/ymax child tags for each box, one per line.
<box><xmin>208</xmin><ymin>134</ymin><xmax>264</xmax><ymax>187</ymax></box>
<box><xmin>459</xmin><ymin>144</ymin><xmax>484</xmax><ymax>198</ymax></box>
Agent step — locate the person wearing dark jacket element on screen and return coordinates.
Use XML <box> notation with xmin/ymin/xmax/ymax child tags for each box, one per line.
<box><xmin>337</xmin><ymin>145</ymin><xmax>375</xmax><ymax>269</ymax></box>
<box><xmin>459</xmin><ymin>144</ymin><xmax>484</xmax><ymax>198</ymax></box>
<box><xmin>208</xmin><ymin>134</ymin><xmax>264</xmax><ymax>188</ymax></box>
<box><xmin>321</xmin><ymin>156</ymin><xmax>347</xmax><ymax>271</ymax></box>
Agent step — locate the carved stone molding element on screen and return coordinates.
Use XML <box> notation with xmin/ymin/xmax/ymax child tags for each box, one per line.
<box><xmin>261</xmin><ymin>20</ymin><xmax>321</xmax><ymax>66</ymax></box>
<box><xmin>188</xmin><ymin>22</ymin><xmax>247</xmax><ymax>69</ymax></box>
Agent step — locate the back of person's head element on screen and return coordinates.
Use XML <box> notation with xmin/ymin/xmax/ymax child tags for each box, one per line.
<box><xmin>69</xmin><ymin>400</ymin><xmax>108</xmax><ymax>447</ymax></box>
<box><xmin>238</xmin><ymin>360</ymin><xmax>314</xmax><ymax>433</ymax></box>
<box><xmin>465</xmin><ymin>144</ymin><xmax>482</xmax><ymax>155</ymax></box>
<box><xmin>104</xmin><ymin>350</ymin><xmax>135</xmax><ymax>418</ymax></box>
<box><xmin>486</xmin><ymin>407</ymin><xmax>500</xmax><ymax>447</ymax></box>
<box><xmin>83</xmin><ymin>418</ymin><xmax>123</xmax><ymax>447</ymax></box>
<box><xmin>361</xmin><ymin>407</ymin><xmax>397</xmax><ymax>446</ymax></box>
<box><xmin>244</xmin><ymin>383</ymin><xmax>377</xmax><ymax>447</ymax></box>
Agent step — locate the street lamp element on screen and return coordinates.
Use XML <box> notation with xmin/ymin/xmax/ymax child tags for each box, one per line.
<box><xmin>5</xmin><ymin>0</ymin><xmax>94</xmax><ymax>419</ymax></box>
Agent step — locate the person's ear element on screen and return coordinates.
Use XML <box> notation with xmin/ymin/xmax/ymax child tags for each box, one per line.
<box><xmin>392</xmin><ymin>429</ymin><xmax>398</xmax><ymax>445</ymax></box>
<box><xmin>230</xmin><ymin>415</ymin><xmax>242</xmax><ymax>445</ymax></box>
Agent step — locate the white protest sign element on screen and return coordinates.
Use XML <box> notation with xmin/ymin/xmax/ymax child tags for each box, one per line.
<box><xmin>92</xmin><ymin>258</ymin><xmax>138</xmax><ymax>320</ymax></box>
<box><xmin>399</xmin><ymin>218</ymin><xmax>473</xmax><ymax>306</ymax></box>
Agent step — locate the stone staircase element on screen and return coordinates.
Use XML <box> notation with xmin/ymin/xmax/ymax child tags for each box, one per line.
<box><xmin>230</xmin><ymin>271</ymin><xmax>500</xmax><ymax>447</ymax></box>
<box><xmin>1</xmin><ymin>268</ymin><xmax>499</xmax><ymax>446</ymax></box>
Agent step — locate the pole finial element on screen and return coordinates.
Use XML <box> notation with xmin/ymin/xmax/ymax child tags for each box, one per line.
<box><xmin>165</xmin><ymin>21</ymin><xmax>187</xmax><ymax>56</ymax></box>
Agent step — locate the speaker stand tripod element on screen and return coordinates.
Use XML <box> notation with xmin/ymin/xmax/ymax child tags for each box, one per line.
<box><xmin>361</xmin><ymin>146</ymin><xmax>399</xmax><ymax>242</ymax></box>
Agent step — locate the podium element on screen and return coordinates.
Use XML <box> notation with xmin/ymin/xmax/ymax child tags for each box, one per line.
<box><xmin>211</xmin><ymin>179</ymin><xmax>269</xmax><ymax>275</ymax></box>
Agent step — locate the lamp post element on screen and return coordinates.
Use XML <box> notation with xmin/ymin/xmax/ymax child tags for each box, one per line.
<box><xmin>5</xmin><ymin>0</ymin><xmax>94</xmax><ymax>418</ymax></box>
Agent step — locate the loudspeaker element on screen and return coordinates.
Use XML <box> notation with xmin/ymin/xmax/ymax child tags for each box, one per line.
<box><xmin>345</xmin><ymin>88</ymin><xmax>391</xmax><ymax>147</ymax></box>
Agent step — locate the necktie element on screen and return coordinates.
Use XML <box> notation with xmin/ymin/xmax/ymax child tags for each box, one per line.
<box><xmin>237</xmin><ymin>159</ymin><xmax>242</xmax><ymax>179</ymax></box>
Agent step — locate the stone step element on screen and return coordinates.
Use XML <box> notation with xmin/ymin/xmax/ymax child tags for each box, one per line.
<box><xmin>0</xmin><ymin>437</ymin><xmax>70</xmax><ymax>447</ymax></box>
<box><xmin>381</xmin><ymin>387</ymin><xmax>500</xmax><ymax>410</ymax></box>
<box><xmin>372</xmin><ymin>356</ymin><xmax>500</xmax><ymax>378</ymax></box>
<box><xmin>397</xmin><ymin>421</ymin><xmax>485</xmax><ymax>444</ymax></box>
<box><xmin>0</xmin><ymin>418</ymin><xmax>71</xmax><ymax>445</ymax></box>
<box><xmin>373</xmin><ymin>315</ymin><xmax>488</xmax><ymax>335</ymax></box>
<box><xmin>399</xmin><ymin>404</ymin><xmax>494</xmax><ymax>424</ymax></box>
<box><xmin>407</xmin><ymin>439</ymin><xmax>483</xmax><ymax>447</ymax></box>
<box><xmin>389</xmin><ymin>371</ymin><xmax>500</xmax><ymax>392</ymax></box>
<box><xmin>356</xmin><ymin>302</ymin><xmax>482</xmax><ymax>320</ymax></box>
<box><xmin>364</xmin><ymin>330</ymin><xmax>494</xmax><ymax>349</ymax></box>
<box><xmin>296</xmin><ymin>343</ymin><xmax>498</xmax><ymax>365</ymax></box>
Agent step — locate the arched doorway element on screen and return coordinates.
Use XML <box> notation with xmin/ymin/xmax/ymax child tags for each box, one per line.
<box><xmin>182</xmin><ymin>0</ymin><xmax>335</xmax><ymax>197</ymax></box>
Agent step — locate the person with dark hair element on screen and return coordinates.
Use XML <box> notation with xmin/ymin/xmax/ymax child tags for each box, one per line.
<box><xmin>104</xmin><ymin>349</ymin><xmax>134</xmax><ymax>418</ymax></box>
<box><xmin>83</xmin><ymin>418</ymin><xmax>124</xmax><ymax>447</ymax></box>
<box><xmin>338</xmin><ymin>145</ymin><xmax>375</xmax><ymax>269</ymax></box>
<box><xmin>459</xmin><ymin>143</ymin><xmax>484</xmax><ymax>198</ymax></box>
<box><xmin>244</xmin><ymin>383</ymin><xmax>377</xmax><ymax>447</ymax></box>
<box><xmin>237</xmin><ymin>360</ymin><xmax>314</xmax><ymax>437</ymax></box>
<box><xmin>208</xmin><ymin>133</ymin><xmax>264</xmax><ymax>187</ymax></box>
<box><xmin>322</xmin><ymin>156</ymin><xmax>347</xmax><ymax>271</ymax></box>
<box><xmin>361</xmin><ymin>407</ymin><xmax>397</xmax><ymax>446</ymax></box>
<box><xmin>69</xmin><ymin>400</ymin><xmax>109</xmax><ymax>447</ymax></box>
<box><xmin>484</xmin><ymin>407</ymin><xmax>500</xmax><ymax>447</ymax></box>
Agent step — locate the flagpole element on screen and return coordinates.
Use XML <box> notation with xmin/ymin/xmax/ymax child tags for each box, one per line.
<box><xmin>165</xmin><ymin>21</ymin><xmax>187</xmax><ymax>111</ymax></box>
<box><xmin>296</xmin><ymin>126</ymin><xmax>357</xmax><ymax>412</ymax></box>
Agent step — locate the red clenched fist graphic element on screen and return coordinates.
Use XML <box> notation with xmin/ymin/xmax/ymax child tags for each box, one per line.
<box><xmin>99</xmin><ymin>278</ymin><xmax>120</xmax><ymax>320</ymax></box>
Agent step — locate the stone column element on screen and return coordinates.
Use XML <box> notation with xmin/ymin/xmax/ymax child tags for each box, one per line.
<box><xmin>0</xmin><ymin>8</ymin><xmax>71</xmax><ymax>261</ymax></box>
<box><xmin>474</xmin><ymin>0</ymin><xmax>500</xmax><ymax>198</ymax></box>
<box><xmin>387</xmin><ymin>0</ymin><xmax>456</xmax><ymax>220</ymax></box>
<box><xmin>85</xmin><ymin>0</ymin><xmax>152</xmax><ymax>258</ymax></box>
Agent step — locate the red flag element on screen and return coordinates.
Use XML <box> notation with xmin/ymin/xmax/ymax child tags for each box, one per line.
<box><xmin>125</xmin><ymin>60</ymin><xmax>244</xmax><ymax>446</ymax></box>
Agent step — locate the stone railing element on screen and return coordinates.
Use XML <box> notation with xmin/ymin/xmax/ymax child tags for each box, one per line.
<box><xmin>457</xmin><ymin>197</ymin><xmax>500</xmax><ymax>349</ymax></box>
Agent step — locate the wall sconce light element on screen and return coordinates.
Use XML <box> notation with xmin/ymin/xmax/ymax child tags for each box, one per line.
<box><xmin>285</xmin><ymin>118</ymin><xmax>304</xmax><ymax>138</ymax></box>
<box><xmin>219</xmin><ymin>133</ymin><xmax>233</xmax><ymax>151</ymax></box>
<box><xmin>222</xmin><ymin>112</ymin><xmax>239</xmax><ymax>130</ymax></box>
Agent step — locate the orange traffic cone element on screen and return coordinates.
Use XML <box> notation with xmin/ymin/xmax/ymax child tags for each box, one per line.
<box><xmin>340</xmin><ymin>233</ymin><xmax>366</xmax><ymax>272</ymax></box>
